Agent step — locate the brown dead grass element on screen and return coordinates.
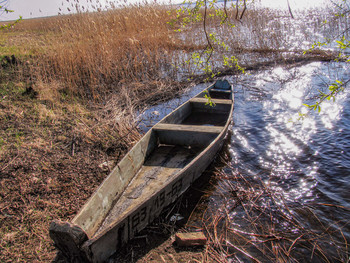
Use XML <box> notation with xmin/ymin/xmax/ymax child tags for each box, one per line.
<box><xmin>0</xmin><ymin>66</ymin><xmax>188</xmax><ymax>262</ymax></box>
<box><xmin>188</xmin><ymin>160</ymin><xmax>350</xmax><ymax>263</ymax></box>
<box><xmin>5</xmin><ymin>4</ymin><xmax>186</xmax><ymax>101</ymax></box>
<box><xmin>0</xmin><ymin>70</ymin><xmax>138</xmax><ymax>262</ymax></box>
<box><xmin>0</xmin><ymin>3</ymin><xmax>192</xmax><ymax>261</ymax></box>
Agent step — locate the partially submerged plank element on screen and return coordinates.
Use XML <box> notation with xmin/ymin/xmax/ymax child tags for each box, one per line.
<box><xmin>175</xmin><ymin>232</ymin><xmax>207</xmax><ymax>246</ymax></box>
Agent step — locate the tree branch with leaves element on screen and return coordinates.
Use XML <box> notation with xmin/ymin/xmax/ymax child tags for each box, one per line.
<box><xmin>168</xmin><ymin>0</ymin><xmax>246</xmax><ymax>80</ymax></box>
<box><xmin>302</xmin><ymin>0</ymin><xmax>349</xmax><ymax>114</ymax></box>
<box><xmin>0</xmin><ymin>0</ymin><xmax>22</xmax><ymax>30</ymax></box>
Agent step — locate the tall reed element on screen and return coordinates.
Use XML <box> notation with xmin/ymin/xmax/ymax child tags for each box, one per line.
<box><xmin>18</xmin><ymin>3</ymin><xmax>184</xmax><ymax>102</ymax></box>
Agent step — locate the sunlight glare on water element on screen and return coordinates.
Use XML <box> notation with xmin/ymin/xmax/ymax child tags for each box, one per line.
<box><xmin>230</xmin><ymin>62</ymin><xmax>349</xmax><ymax>205</ymax></box>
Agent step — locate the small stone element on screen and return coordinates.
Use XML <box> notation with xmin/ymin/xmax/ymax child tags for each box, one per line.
<box><xmin>98</xmin><ymin>161</ymin><xmax>115</xmax><ymax>171</ymax></box>
<box><xmin>175</xmin><ymin>231</ymin><xmax>207</xmax><ymax>247</ymax></box>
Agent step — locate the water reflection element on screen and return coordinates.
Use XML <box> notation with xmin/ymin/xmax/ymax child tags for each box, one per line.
<box><xmin>231</xmin><ymin>62</ymin><xmax>349</xmax><ymax>207</ymax></box>
<box><xmin>228</xmin><ymin>62</ymin><xmax>349</xmax><ymax>258</ymax></box>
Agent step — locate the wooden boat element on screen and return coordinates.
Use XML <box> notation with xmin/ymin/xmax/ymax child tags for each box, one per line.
<box><xmin>50</xmin><ymin>80</ymin><xmax>234</xmax><ymax>263</ymax></box>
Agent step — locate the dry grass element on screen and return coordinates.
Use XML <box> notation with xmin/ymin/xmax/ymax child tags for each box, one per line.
<box><xmin>2</xmin><ymin>5</ymin><xmax>341</xmax><ymax>89</ymax></box>
<box><xmin>2</xmin><ymin>2</ymin><xmax>191</xmax><ymax>102</ymax></box>
<box><xmin>0</xmin><ymin>67</ymin><xmax>143</xmax><ymax>262</ymax></box>
<box><xmin>35</xmin><ymin>7</ymin><xmax>180</xmax><ymax>100</ymax></box>
<box><xmin>0</xmin><ymin>3</ymin><xmax>192</xmax><ymax>261</ymax></box>
<box><xmin>189</xmin><ymin>160</ymin><xmax>350</xmax><ymax>262</ymax></box>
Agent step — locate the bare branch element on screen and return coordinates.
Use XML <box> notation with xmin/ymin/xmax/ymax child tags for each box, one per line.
<box><xmin>287</xmin><ymin>0</ymin><xmax>295</xmax><ymax>19</ymax></box>
<box><xmin>240</xmin><ymin>0</ymin><xmax>247</xmax><ymax>20</ymax></box>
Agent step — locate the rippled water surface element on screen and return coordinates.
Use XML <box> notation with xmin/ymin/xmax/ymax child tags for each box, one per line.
<box><xmin>231</xmin><ymin>62</ymin><xmax>350</xmax><ymax>208</ymax></box>
<box><xmin>139</xmin><ymin>61</ymin><xmax>350</xmax><ymax>260</ymax></box>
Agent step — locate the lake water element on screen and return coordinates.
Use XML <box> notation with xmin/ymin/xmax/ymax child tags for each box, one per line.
<box><xmin>139</xmin><ymin>61</ymin><xmax>350</xmax><ymax>261</ymax></box>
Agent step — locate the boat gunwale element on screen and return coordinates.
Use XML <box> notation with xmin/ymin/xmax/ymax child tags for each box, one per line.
<box><xmin>70</xmin><ymin>127</ymin><xmax>156</xmax><ymax>236</ymax></box>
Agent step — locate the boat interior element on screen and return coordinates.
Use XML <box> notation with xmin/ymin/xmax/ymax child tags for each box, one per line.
<box><xmin>72</xmin><ymin>81</ymin><xmax>233</xmax><ymax>239</ymax></box>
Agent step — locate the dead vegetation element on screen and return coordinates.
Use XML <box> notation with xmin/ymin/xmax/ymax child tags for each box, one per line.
<box><xmin>195</xmin><ymin>163</ymin><xmax>350</xmax><ymax>262</ymax></box>
<box><xmin>0</xmin><ymin>67</ymin><xmax>143</xmax><ymax>261</ymax></box>
<box><xmin>0</xmin><ymin>64</ymin><xmax>189</xmax><ymax>262</ymax></box>
<box><xmin>0</xmin><ymin>3</ymin><xmax>192</xmax><ymax>261</ymax></box>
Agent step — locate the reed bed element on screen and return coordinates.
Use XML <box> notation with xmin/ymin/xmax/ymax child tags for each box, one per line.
<box><xmin>2</xmin><ymin>4</ymin><xmax>341</xmax><ymax>91</ymax></box>
<box><xmin>2</xmin><ymin>2</ymin><xmax>193</xmax><ymax>104</ymax></box>
<box><xmin>177</xmin><ymin>6</ymin><xmax>341</xmax><ymax>76</ymax></box>
<box><xmin>39</xmin><ymin>8</ymin><xmax>177</xmax><ymax>100</ymax></box>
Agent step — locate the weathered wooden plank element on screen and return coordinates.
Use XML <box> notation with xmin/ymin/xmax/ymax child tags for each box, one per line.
<box><xmin>160</xmin><ymin>101</ymin><xmax>192</xmax><ymax>124</ymax></box>
<box><xmin>181</xmin><ymin>111</ymin><xmax>230</xmax><ymax>126</ymax></box>
<box><xmin>175</xmin><ymin>232</ymin><xmax>207</xmax><ymax>246</ymax></box>
<box><xmin>190</xmin><ymin>102</ymin><xmax>232</xmax><ymax>116</ymax></box>
<box><xmin>95</xmin><ymin>145</ymin><xmax>196</xmax><ymax>236</ymax></box>
<box><xmin>210</xmin><ymin>88</ymin><xmax>232</xmax><ymax>93</ymax></box>
<box><xmin>83</xmin><ymin>164</ymin><xmax>195</xmax><ymax>261</ymax></box>
<box><xmin>50</xmin><ymin>220</ymin><xmax>89</xmax><ymax>262</ymax></box>
<box><xmin>155</xmin><ymin>129</ymin><xmax>219</xmax><ymax>148</ymax></box>
<box><xmin>213</xmin><ymin>79</ymin><xmax>231</xmax><ymax>90</ymax></box>
<box><xmin>71</xmin><ymin>130</ymin><xmax>157</xmax><ymax>237</ymax></box>
<box><xmin>154</xmin><ymin>123</ymin><xmax>223</xmax><ymax>134</ymax></box>
<box><xmin>190</xmin><ymin>97</ymin><xmax>232</xmax><ymax>105</ymax></box>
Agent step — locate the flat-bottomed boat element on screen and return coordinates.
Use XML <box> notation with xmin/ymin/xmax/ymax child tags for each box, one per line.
<box><xmin>50</xmin><ymin>80</ymin><xmax>234</xmax><ymax>262</ymax></box>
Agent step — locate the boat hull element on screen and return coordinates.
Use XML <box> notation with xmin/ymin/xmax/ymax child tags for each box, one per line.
<box><xmin>83</xmin><ymin>124</ymin><xmax>230</xmax><ymax>262</ymax></box>
<box><xmin>50</xmin><ymin>80</ymin><xmax>234</xmax><ymax>262</ymax></box>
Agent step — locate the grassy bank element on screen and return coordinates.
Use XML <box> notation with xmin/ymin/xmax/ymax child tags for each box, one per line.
<box><xmin>0</xmin><ymin>69</ymin><xmax>136</xmax><ymax>261</ymax></box>
<box><xmin>0</xmin><ymin>3</ymin><xmax>191</xmax><ymax>261</ymax></box>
